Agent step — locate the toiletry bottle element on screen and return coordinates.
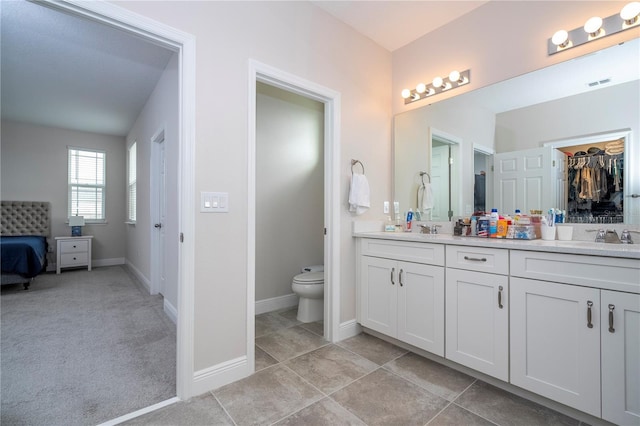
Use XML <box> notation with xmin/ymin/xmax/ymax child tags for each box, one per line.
<box><xmin>514</xmin><ymin>209</ymin><xmax>521</xmax><ymax>224</ymax></box>
<box><xmin>489</xmin><ymin>208</ymin><xmax>499</xmax><ymax>238</ymax></box>
<box><xmin>384</xmin><ymin>216</ymin><xmax>395</xmax><ymax>232</ymax></box>
<box><xmin>471</xmin><ymin>217</ymin><xmax>477</xmax><ymax>236</ymax></box>
<box><xmin>406</xmin><ymin>209</ymin><xmax>413</xmax><ymax>232</ymax></box>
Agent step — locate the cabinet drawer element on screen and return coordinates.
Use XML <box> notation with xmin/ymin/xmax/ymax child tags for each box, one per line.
<box><xmin>446</xmin><ymin>245</ymin><xmax>508</xmax><ymax>275</ymax></box>
<box><xmin>59</xmin><ymin>240</ymin><xmax>88</xmax><ymax>253</ymax></box>
<box><xmin>510</xmin><ymin>251</ymin><xmax>640</xmax><ymax>294</ymax></box>
<box><xmin>360</xmin><ymin>239</ymin><xmax>444</xmax><ymax>266</ymax></box>
<box><xmin>61</xmin><ymin>252</ymin><xmax>88</xmax><ymax>266</ymax></box>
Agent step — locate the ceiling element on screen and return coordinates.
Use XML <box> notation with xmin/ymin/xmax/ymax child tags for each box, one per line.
<box><xmin>1</xmin><ymin>1</ymin><xmax>487</xmax><ymax>137</ymax></box>
<box><xmin>1</xmin><ymin>1</ymin><xmax>636</xmax><ymax>137</ymax></box>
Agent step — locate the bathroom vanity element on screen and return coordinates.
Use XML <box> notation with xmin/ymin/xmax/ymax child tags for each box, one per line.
<box><xmin>354</xmin><ymin>232</ymin><xmax>640</xmax><ymax>425</ymax></box>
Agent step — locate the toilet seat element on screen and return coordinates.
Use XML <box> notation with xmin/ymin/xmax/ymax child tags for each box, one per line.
<box><xmin>292</xmin><ymin>271</ymin><xmax>324</xmax><ymax>285</ymax></box>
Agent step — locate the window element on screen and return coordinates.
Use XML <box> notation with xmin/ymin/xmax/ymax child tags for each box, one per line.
<box><xmin>68</xmin><ymin>147</ymin><xmax>106</xmax><ymax>221</ymax></box>
<box><xmin>128</xmin><ymin>142</ymin><xmax>137</xmax><ymax>222</ymax></box>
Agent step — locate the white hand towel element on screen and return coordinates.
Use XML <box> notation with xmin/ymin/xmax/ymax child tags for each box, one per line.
<box><xmin>349</xmin><ymin>173</ymin><xmax>370</xmax><ymax>215</ymax></box>
<box><xmin>420</xmin><ymin>183</ymin><xmax>434</xmax><ymax>212</ymax></box>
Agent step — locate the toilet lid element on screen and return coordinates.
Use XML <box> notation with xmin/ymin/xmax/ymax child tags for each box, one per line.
<box><xmin>293</xmin><ymin>271</ymin><xmax>324</xmax><ymax>284</ymax></box>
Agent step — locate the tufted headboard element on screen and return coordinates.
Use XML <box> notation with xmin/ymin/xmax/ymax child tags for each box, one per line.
<box><xmin>1</xmin><ymin>201</ymin><xmax>51</xmax><ymax>237</ymax></box>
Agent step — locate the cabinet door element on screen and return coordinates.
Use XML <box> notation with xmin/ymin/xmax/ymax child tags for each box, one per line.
<box><xmin>397</xmin><ymin>262</ymin><xmax>445</xmax><ymax>356</ymax></box>
<box><xmin>360</xmin><ymin>256</ymin><xmax>397</xmax><ymax>336</ymax></box>
<box><xmin>510</xmin><ymin>277</ymin><xmax>600</xmax><ymax>417</ymax></box>
<box><xmin>446</xmin><ymin>268</ymin><xmax>508</xmax><ymax>380</ymax></box>
<box><xmin>601</xmin><ymin>290</ymin><xmax>640</xmax><ymax>425</ymax></box>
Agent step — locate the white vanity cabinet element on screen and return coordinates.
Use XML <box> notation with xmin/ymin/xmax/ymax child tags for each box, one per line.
<box><xmin>358</xmin><ymin>239</ymin><xmax>445</xmax><ymax>356</ymax></box>
<box><xmin>510</xmin><ymin>250</ymin><xmax>640</xmax><ymax>422</ymax></box>
<box><xmin>445</xmin><ymin>245</ymin><xmax>509</xmax><ymax>381</ymax></box>
<box><xmin>601</xmin><ymin>290</ymin><xmax>640</xmax><ymax>426</ymax></box>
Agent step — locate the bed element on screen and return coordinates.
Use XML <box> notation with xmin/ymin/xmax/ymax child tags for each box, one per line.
<box><xmin>1</xmin><ymin>201</ymin><xmax>51</xmax><ymax>290</ymax></box>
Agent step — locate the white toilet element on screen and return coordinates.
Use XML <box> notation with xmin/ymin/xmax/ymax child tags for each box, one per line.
<box><xmin>291</xmin><ymin>265</ymin><xmax>324</xmax><ymax>323</ymax></box>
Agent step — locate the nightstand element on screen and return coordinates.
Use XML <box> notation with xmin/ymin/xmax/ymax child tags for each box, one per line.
<box><xmin>55</xmin><ymin>236</ymin><xmax>93</xmax><ymax>274</ymax></box>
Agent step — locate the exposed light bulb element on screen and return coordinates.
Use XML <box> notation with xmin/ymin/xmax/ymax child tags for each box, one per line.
<box><xmin>584</xmin><ymin>16</ymin><xmax>603</xmax><ymax>36</ymax></box>
<box><xmin>621</xmin><ymin>1</ymin><xmax>640</xmax><ymax>24</ymax></box>
<box><xmin>432</xmin><ymin>76</ymin><xmax>444</xmax><ymax>89</ymax></box>
<box><xmin>416</xmin><ymin>83</ymin><xmax>427</xmax><ymax>94</ymax></box>
<box><xmin>551</xmin><ymin>30</ymin><xmax>569</xmax><ymax>47</ymax></box>
<box><xmin>448</xmin><ymin>70</ymin><xmax>461</xmax><ymax>84</ymax></box>
<box><xmin>401</xmin><ymin>88</ymin><xmax>411</xmax><ymax>99</ymax></box>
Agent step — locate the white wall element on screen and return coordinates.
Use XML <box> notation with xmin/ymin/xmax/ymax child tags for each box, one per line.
<box><xmin>1</xmin><ymin>120</ymin><xmax>126</xmax><ymax>263</ymax></box>
<box><xmin>393</xmin><ymin>1</ymin><xmax>638</xmax><ymax>115</ymax></box>
<box><xmin>256</xmin><ymin>83</ymin><xmax>324</xmax><ymax>303</ymax></box>
<box><xmin>125</xmin><ymin>53</ymin><xmax>180</xmax><ymax>309</ymax></box>
<box><xmin>495</xmin><ymin>80</ymin><xmax>639</xmax><ymax>152</ymax></box>
<box><xmin>113</xmin><ymin>1</ymin><xmax>392</xmax><ymax>372</ymax></box>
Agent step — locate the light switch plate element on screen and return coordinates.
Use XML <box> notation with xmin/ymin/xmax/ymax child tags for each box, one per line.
<box><xmin>201</xmin><ymin>192</ymin><xmax>229</xmax><ymax>213</ymax></box>
<box><xmin>383</xmin><ymin>201</ymin><xmax>389</xmax><ymax>214</ymax></box>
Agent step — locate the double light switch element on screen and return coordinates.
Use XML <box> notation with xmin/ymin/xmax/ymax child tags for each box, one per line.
<box><xmin>201</xmin><ymin>192</ymin><xmax>229</xmax><ymax>213</ymax></box>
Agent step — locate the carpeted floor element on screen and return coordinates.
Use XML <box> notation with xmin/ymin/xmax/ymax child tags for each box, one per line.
<box><xmin>1</xmin><ymin>266</ymin><xmax>176</xmax><ymax>426</ymax></box>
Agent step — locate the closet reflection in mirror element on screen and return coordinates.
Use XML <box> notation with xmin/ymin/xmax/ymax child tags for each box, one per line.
<box><xmin>393</xmin><ymin>38</ymin><xmax>639</xmax><ymax>224</ymax></box>
<box><xmin>546</xmin><ymin>133</ymin><xmax>627</xmax><ymax>224</ymax></box>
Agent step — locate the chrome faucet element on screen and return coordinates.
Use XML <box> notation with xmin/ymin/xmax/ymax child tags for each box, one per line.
<box><xmin>420</xmin><ymin>224</ymin><xmax>440</xmax><ymax>234</ymax></box>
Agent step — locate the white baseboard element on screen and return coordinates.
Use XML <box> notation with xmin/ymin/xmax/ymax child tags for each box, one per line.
<box><xmin>124</xmin><ymin>260</ymin><xmax>151</xmax><ymax>292</ymax></box>
<box><xmin>93</xmin><ymin>257</ymin><xmax>126</xmax><ymax>267</ymax></box>
<box><xmin>48</xmin><ymin>258</ymin><xmax>126</xmax><ymax>274</ymax></box>
<box><xmin>255</xmin><ymin>293</ymin><xmax>299</xmax><ymax>315</ymax></box>
<box><xmin>192</xmin><ymin>356</ymin><xmax>250</xmax><ymax>396</ymax></box>
<box><xmin>337</xmin><ymin>319</ymin><xmax>362</xmax><ymax>341</ymax></box>
<box><xmin>97</xmin><ymin>397</ymin><xmax>180</xmax><ymax>426</ymax></box>
<box><xmin>164</xmin><ymin>298</ymin><xmax>178</xmax><ymax>325</ymax></box>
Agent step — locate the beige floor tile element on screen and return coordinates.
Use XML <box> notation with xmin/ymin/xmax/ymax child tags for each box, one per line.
<box><xmin>284</xmin><ymin>344</ymin><xmax>378</xmax><ymax>394</ymax></box>
<box><xmin>214</xmin><ymin>364</ymin><xmax>323</xmax><ymax>426</ymax></box>
<box><xmin>255</xmin><ymin>310</ymin><xmax>299</xmax><ymax>338</ymax></box>
<box><xmin>123</xmin><ymin>394</ymin><xmax>233</xmax><ymax>425</ymax></box>
<box><xmin>428</xmin><ymin>403</ymin><xmax>495</xmax><ymax>426</ymax></box>
<box><xmin>275</xmin><ymin>397</ymin><xmax>366</xmax><ymax>426</ymax></box>
<box><xmin>337</xmin><ymin>333</ymin><xmax>407</xmax><ymax>365</ymax></box>
<box><xmin>299</xmin><ymin>320</ymin><xmax>324</xmax><ymax>337</ymax></box>
<box><xmin>455</xmin><ymin>381</ymin><xmax>579</xmax><ymax>426</ymax></box>
<box><xmin>255</xmin><ymin>345</ymin><xmax>278</xmax><ymax>372</ymax></box>
<box><xmin>384</xmin><ymin>352</ymin><xmax>475</xmax><ymax>401</ymax></box>
<box><xmin>331</xmin><ymin>368</ymin><xmax>448</xmax><ymax>426</ymax></box>
<box><xmin>256</xmin><ymin>325</ymin><xmax>327</xmax><ymax>362</ymax></box>
<box><xmin>276</xmin><ymin>307</ymin><xmax>302</xmax><ymax>324</ymax></box>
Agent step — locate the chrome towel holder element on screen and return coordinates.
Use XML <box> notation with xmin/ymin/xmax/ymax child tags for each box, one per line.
<box><xmin>419</xmin><ymin>171</ymin><xmax>431</xmax><ymax>184</ymax></box>
<box><xmin>351</xmin><ymin>159</ymin><xmax>365</xmax><ymax>175</ymax></box>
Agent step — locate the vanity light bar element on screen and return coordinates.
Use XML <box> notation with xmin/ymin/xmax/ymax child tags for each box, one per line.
<box><xmin>402</xmin><ymin>69</ymin><xmax>471</xmax><ymax>104</ymax></box>
<box><xmin>548</xmin><ymin>1</ymin><xmax>640</xmax><ymax>55</ymax></box>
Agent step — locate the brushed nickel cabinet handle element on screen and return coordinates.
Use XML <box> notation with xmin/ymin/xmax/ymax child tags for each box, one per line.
<box><xmin>608</xmin><ymin>304</ymin><xmax>615</xmax><ymax>333</ymax></box>
<box><xmin>464</xmin><ymin>256</ymin><xmax>487</xmax><ymax>262</ymax></box>
<box><xmin>399</xmin><ymin>269</ymin><xmax>404</xmax><ymax>287</ymax></box>
<box><xmin>390</xmin><ymin>268</ymin><xmax>395</xmax><ymax>285</ymax></box>
<box><xmin>498</xmin><ymin>286</ymin><xmax>504</xmax><ymax>309</ymax></box>
<box><xmin>587</xmin><ymin>301</ymin><xmax>594</xmax><ymax>328</ymax></box>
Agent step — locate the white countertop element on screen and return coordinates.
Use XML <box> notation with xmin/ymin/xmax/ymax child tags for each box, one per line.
<box><xmin>353</xmin><ymin>231</ymin><xmax>640</xmax><ymax>259</ymax></box>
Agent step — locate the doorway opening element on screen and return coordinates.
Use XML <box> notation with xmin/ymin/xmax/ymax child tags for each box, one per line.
<box><xmin>247</xmin><ymin>60</ymin><xmax>341</xmax><ymax>374</ymax></box>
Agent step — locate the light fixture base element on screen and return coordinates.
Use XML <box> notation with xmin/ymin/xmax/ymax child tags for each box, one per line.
<box><xmin>403</xmin><ymin>69</ymin><xmax>471</xmax><ymax>105</ymax></box>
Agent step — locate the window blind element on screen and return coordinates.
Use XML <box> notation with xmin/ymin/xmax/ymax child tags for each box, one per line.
<box><xmin>68</xmin><ymin>147</ymin><xmax>106</xmax><ymax>221</ymax></box>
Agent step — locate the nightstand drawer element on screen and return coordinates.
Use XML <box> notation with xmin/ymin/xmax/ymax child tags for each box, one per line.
<box><xmin>59</xmin><ymin>240</ymin><xmax>88</xmax><ymax>254</ymax></box>
<box><xmin>60</xmin><ymin>252</ymin><xmax>88</xmax><ymax>266</ymax></box>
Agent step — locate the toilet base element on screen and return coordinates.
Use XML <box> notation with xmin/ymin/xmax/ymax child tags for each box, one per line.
<box><xmin>297</xmin><ymin>297</ymin><xmax>323</xmax><ymax>323</ymax></box>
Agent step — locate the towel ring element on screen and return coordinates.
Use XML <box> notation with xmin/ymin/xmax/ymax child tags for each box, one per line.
<box><xmin>419</xmin><ymin>171</ymin><xmax>431</xmax><ymax>185</ymax></box>
<box><xmin>351</xmin><ymin>159</ymin><xmax>365</xmax><ymax>175</ymax></box>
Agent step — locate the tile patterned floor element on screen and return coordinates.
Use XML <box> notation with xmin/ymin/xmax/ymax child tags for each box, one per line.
<box><xmin>127</xmin><ymin>308</ymin><xmax>587</xmax><ymax>426</ymax></box>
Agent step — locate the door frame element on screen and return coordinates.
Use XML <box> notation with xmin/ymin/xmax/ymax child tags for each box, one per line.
<box><xmin>150</xmin><ymin>127</ymin><xmax>166</xmax><ymax>296</ymax></box>
<box><xmin>47</xmin><ymin>0</ymin><xmax>196</xmax><ymax>400</ymax></box>
<box><xmin>247</xmin><ymin>60</ymin><xmax>341</xmax><ymax>372</ymax></box>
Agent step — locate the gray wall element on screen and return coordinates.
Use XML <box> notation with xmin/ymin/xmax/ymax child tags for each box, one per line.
<box><xmin>256</xmin><ymin>82</ymin><xmax>324</xmax><ymax>303</ymax></box>
<box><xmin>1</xmin><ymin>120</ymin><xmax>126</xmax><ymax>263</ymax></box>
<box><xmin>126</xmin><ymin>52</ymin><xmax>179</xmax><ymax>310</ymax></box>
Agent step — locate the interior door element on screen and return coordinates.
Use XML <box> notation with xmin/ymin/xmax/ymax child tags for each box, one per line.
<box><xmin>430</xmin><ymin>144</ymin><xmax>450</xmax><ymax>221</ymax></box>
<box><xmin>151</xmin><ymin>133</ymin><xmax>167</xmax><ymax>296</ymax></box>
<box><xmin>494</xmin><ymin>146</ymin><xmax>564</xmax><ymax>215</ymax></box>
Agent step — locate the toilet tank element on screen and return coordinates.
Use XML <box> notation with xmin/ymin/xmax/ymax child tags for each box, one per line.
<box><xmin>302</xmin><ymin>265</ymin><xmax>324</xmax><ymax>273</ymax></box>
